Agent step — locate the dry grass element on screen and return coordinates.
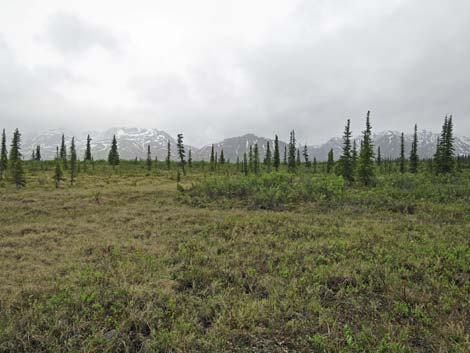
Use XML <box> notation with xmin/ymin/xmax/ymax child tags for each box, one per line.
<box><xmin>0</xmin><ymin>164</ymin><xmax>469</xmax><ymax>352</ymax></box>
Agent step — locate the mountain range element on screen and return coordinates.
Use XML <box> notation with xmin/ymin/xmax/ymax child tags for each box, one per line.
<box><xmin>20</xmin><ymin>127</ymin><xmax>470</xmax><ymax>162</ymax></box>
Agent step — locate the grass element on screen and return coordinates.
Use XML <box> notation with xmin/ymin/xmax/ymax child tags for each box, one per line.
<box><xmin>0</xmin><ymin>163</ymin><xmax>469</xmax><ymax>352</ymax></box>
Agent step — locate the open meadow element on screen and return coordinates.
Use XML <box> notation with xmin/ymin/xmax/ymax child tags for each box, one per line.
<box><xmin>0</xmin><ymin>161</ymin><xmax>469</xmax><ymax>352</ymax></box>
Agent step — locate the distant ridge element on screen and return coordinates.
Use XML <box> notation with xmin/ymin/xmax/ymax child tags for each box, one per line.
<box><xmin>20</xmin><ymin>128</ymin><xmax>470</xmax><ymax>161</ymax></box>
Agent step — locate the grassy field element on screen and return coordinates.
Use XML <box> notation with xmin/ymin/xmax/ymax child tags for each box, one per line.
<box><xmin>0</xmin><ymin>163</ymin><xmax>469</xmax><ymax>352</ymax></box>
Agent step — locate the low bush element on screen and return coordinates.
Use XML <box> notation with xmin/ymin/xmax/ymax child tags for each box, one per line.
<box><xmin>178</xmin><ymin>172</ymin><xmax>345</xmax><ymax>209</ymax></box>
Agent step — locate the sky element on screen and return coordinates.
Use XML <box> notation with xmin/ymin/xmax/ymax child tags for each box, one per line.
<box><xmin>0</xmin><ymin>0</ymin><xmax>469</xmax><ymax>146</ymax></box>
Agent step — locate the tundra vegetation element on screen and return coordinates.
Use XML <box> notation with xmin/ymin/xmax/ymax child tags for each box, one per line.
<box><xmin>0</xmin><ymin>113</ymin><xmax>469</xmax><ymax>352</ymax></box>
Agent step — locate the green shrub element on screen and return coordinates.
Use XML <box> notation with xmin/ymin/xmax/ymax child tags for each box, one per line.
<box><xmin>178</xmin><ymin>172</ymin><xmax>345</xmax><ymax>209</ymax></box>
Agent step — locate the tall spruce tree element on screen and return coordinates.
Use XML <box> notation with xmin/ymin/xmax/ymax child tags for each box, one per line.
<box><xmin>9</xmin><ymin>129</ymin><xmax>25</xmax><ymax>188</ymax></box>
<box><xmin>176</xmin><ymin>134</ymin><xmax>186</xmax><ymax>175</ymax></box>
<box><xmin>273</xmin><ymin>135</ymin><xmax>280</xmax><ymax>171</ymax></box>
<box><xmin>60</xmin><ymin>134</ymin><xmax>68</xmax><ymax>169</ymax></box>
<box><xmin>264</xmin><ymin>141</ymin><xmax>272</xmax><ymax>171</ymax></box>
<box><xmin>409</xmin><ymin>124</ymin><xmax>419</xmax><ymax>173</ymax></box>
<box><xmin>436</xmin><ymin>115</ymin><xmax>455</xmax><ymax>173</ymax></box>
<box><xmin>326</xmin><ymin>149</ymin><xmax>334</xmax><ymax>174</ymax></box>
<box><xmin>108</xmin><ymin>134</ymin><xmax>120</xmax><ymax>169</ymax></box>
<box><xmin>84</xmin><ymin>134</ymin><xmax>92</xmax><ymax>161</ymax></box>
<box><xmin>253</xmin><ymin>144</ymin><xmax>260</xmax><ymax>176</ymax></box>
<box><xmin>219</xmin><ymin>149</ymin><xmax>225</xmax><ymax>165</ymax></box>
<box><xmin>338</xmin><ymin>119</ymin><xmax>353</xmax><ymax>182</ymax></box>
<box><xmin>357</xmin><ymin>111</ymin><xmax>375</xmax><ymax>185</ymax></box>
<box><xmin>377</xmin><ymin>146</ymin><xmax>381</xmax><ymax>166</ymax></box>
<box><xmin>36</xmin><ymin>145</ymin><xmax>41</xmax><ymax>161</ymax></box>
<box><xmin>287</xmin><ymin>130</ymin><xmax>297</xmax><ymax>172</ymax></box>
<box><xmin>243</xmin><ymin>153</ymin><xmax>248</xmax><ymax>176</ymax></box>
<box><xmin>210</xmin><ymin>145</ymin><xmax>215</xmax><ymax>171</ymax></box>
<box><xmin>399</xmin><ymin>132</ymin><xmax>405</xmax><ymax>173</ymax></box>
<box><xmin>146</xmin><ymin>145</ymin><xmax>152</xmax><ymax>171</ymax></box>
<box><xmin>166</xmin><ymin>141</ymin><xmax>171</xmax><ymax>170</ymax></box>
<box><xmin>0</xmin><ymin>129</ymin><xmax>7</xmax><ymax>180</ymax></box>
<box><xmin>188</xmin><ymin>149</ymin><xmax>192</xmax><ymax>168</ymax></box>
<box><xmin>70</xmin><ymin>137</ymin><xmax>77</xmax><ymax>185</ymax></box>
<box><xmin>302</xmin><ymin>144</ymin><xmax>310</xmax><ymax>167</ymax></box>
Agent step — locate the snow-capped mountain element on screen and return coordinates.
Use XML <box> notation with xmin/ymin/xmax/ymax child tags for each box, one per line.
<box><xmin>22</xmin><ymin>127</ymin><xmax>194</xmax><ymax>161</ymax></box>
<box><xmin>193</xmin><ymin>134</ymin><xmax>288</xmax><ymax>162</ymax></box>
<box><xmin>18</xmin><ymin>128</ymin><xmax>470</xmax><ymax>161</ymax></box>
<box><xmin>309</xmin><ymin>130</ymin><xmax>470</xmax><ymax>161</ymax></box>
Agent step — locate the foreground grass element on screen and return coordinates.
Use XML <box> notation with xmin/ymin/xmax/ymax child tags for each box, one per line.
<box><xmin>0</xmin><ymin>169</ymin><xmax>469</xmax><ymax>352</ymax></box>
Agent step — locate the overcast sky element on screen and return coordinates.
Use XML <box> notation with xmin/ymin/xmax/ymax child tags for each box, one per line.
<box><xmin>1</xmin><ymin>0</ymin><xmax>469</xmax><ymax>146</ymax></box>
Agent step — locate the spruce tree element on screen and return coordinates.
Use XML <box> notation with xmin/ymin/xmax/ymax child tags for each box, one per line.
<box><xmin>357</xmin><ymin>111</ymin><xmax>375</xmax><ymax>185</ymax></box>
<box><xmin>166</xmin><ymin>140</ymin><xmax>171</xmax><ymax>170</ymax></box>
<box><xmin>338</xmin><ymin>119</ymin><xmax>353</xmax><ymax>182</ymax></box>
<box><xmin>243</xmin><ymin>152</ymin><xmax>248</xmax><ymax>176</ymax></box>
<box><xmin>54</xmin><ymin>160</ymin><xmax>64</xmax><ymax>188</ymax></box>
<box><xmin>302</xmin><ymin>145</ymin><xmax>310</xmax><ymax>167</ymax></box>
<box><xmin>287</xmin><ymin>130</ymin><xmax>297</xmax><ymax>172</ymax></box>
<box><xmin>326</xmin><ymin>148</ymin><xmax>334</xmax><ymax>174</ymax></box>
<box><xmin>273</xmin><ymin>135</ymin><xmax>280</xmax><ymax>171</ymax></box>
<box><xmin>313</xmin><ymin>156</ymin><xmax>317</xmax><ymax>173</ymax></box>
<box><xmin>0</xmin><ymin>129</ymin><xmax>7</xmax><ymax>180</ymax></box>
<box><xmin>70</xmin><ymin>137</ymin><xmax>77</xmax><ymax>185</ymax></box>
<box><xmin>440</xmin><ymin>115</ymin><xmax>455</xmax><ymax>173</ymax></box>
<box><xmin>264</xmin><ymin>141</ymin><xmax>272</xmax><ymax>171</ymax></box>
<box><xmin>177</xmin><ymin>134</ymin><xmax>186</xmax><ymax>175</ymax></box>
<box><xmin>36</xmin><ymin>145</ymin><xmax>41</xmax><ymax>161</ymax></box>
<box><xmin>377</xmin><ymin>146</ymin><xmax>381</xmax><ymax>166</ymax></box>
<box><xmin>146</xmin><ymin>145</ymin><xmax>152</xmax><ymax>171</ymax></box>
<box><xmin>9</xmin><ymin>129</ymin><xmax>26</xmax><ymax>188</ymax></box>
<box><xmin>108</xmin><ymin>134</ymin><xmax>120</xmax><ymax>169</ymax></box>
<box><xmin>219</xmin><ymin>149</ymin><xmax>225</xmax><ymax>165</ymax></box>
<box><xmin>399</xmin><ymin>132</ymin><xmax>405</xmax><ymax>173</ymax></box>
<box><xmin>84</xmin><ymin>134</ymin><xmax>92</xmax><ymax>161</ymax></box>
<box><xmin>210</xmin><ymin>145</ymin><xmax>215</xmax><ymax>171</ymax></box>
<box><xmin>253</xmin><ymin>144</ymin><xmax>260</xmax><ymax>176</ymax></box>
<box><xmin>188</xmin><ymin>149</ymin><xmax>192</xmax><ymax>168</ymax></box>
<box><xmin>60</xmin><ymin>134</ymin><xmax>67</xmax><ymax>169</ymax></box>
<box><xmin>409</xmin><ymin>124</ymin><xmax>419</xmax><ymax>173</ymax></box>
<box><xmin>31</xmin><ymin>149</ymin><xmax>36</xmax><ymax>161</ymax></box>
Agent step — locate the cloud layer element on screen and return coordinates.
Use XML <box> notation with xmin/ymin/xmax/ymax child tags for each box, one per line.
<box><xmin>0</xmin><ymin>0</ymin><xmax>469</xmax><ymax>146</ymax></box>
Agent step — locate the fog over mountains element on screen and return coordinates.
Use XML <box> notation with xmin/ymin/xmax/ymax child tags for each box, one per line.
<box><xmin>21</xmin><ymin>127</ymin><xmax>470</xmax><ymax>162</ymax></box>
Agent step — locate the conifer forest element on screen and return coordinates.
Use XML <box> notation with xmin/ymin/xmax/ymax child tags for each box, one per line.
<box><xmin>1</xmin><ymin>113</ymin><xmax>469</xmax><ymax>352</ymax></box>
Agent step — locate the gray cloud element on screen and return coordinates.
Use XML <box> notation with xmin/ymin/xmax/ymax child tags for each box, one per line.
<box><xmin>0</xmin><ymin>1</ymin><xmax>469</xmax><ymax>147</ymax></box>
<box><xmin>0</xmin><ymin>36</ymin><xmax>66</xmax><ymax>132</ymax></box>
<box><xmin>45</xmin><ymin>12</ymin><xmax>119</xmax><ymax>55</ymax></box>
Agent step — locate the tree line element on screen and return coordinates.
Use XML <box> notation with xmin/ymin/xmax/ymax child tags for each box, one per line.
<box><xmin>0</xmin><ymin>113</ymin><xmax>462</xmax><ymax>188</ymax></box>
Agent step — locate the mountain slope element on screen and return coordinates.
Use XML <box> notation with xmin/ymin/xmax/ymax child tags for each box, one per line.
<box><xmin>22</xmin><ymin>128</ymin><xmax>195</xmax><ymax>161</ymax></box>
<box><xmin>20</xmin><ymin>128</ymin><xmax>470</xmax><ymax>161</ymax></box>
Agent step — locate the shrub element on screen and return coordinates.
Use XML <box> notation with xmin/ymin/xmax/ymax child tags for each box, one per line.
<box><xmin>178</xmin><ymin>172</ymin><xmax>345</xmax><ymax>210</ymax></box>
